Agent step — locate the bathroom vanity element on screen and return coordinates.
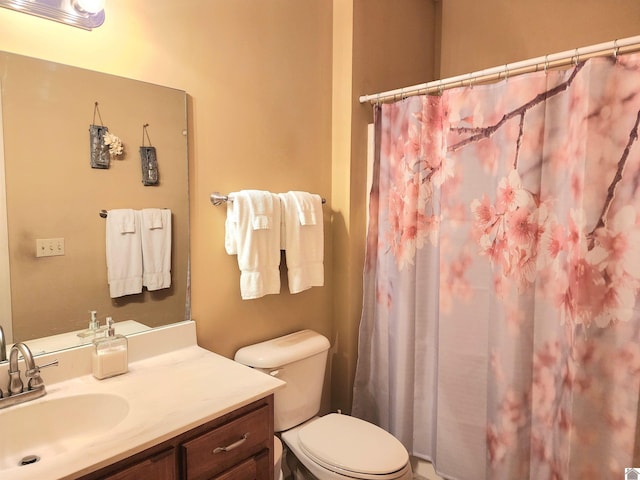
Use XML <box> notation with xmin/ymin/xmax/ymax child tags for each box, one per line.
<box><xmin>79</xmin><ymin>395</ymin><xmax>273</xmax><ymax>479</ymax></box>
<box><xmin>0</xmin><ymin>321</ymin><xmax>284</xmax><ymax>480</ymax></box>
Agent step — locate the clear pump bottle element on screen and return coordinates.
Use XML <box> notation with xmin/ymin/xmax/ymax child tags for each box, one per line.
<box><xmin>92</xmin><ymin>317</ymin><xmax>128</xmax><ymax>379</ymax></box>
<box><xmin>78</xmin><ymin>310</ymin><xmax>109</xmax><ymax>340</ymax></box>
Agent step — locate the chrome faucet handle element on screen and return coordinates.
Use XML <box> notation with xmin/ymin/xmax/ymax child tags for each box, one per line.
<box><xmin>7</xmin><ymin>342</ymin><xmax>40</xmax><ymax>395</ymax></box>
<box><xmin>8</xmin><ymin>370</ymin><xmax>23</xmax><ymax>395</ymax></box>
<box><xmin>26</xmin><ymin>359</ymin><xmax>58</xmax><ymax>389</ymax></box>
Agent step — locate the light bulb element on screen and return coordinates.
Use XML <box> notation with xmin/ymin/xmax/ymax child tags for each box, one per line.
<box><xmin>73</xmin><ymin>0</ymin><xmax>105</xmax><ymax>14</ymax></box>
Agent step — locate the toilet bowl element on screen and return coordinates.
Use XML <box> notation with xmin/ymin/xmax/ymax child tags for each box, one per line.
<box><xmin>281</xmin><ymin>415</ymin><xmax>412</xmax><ymax>480</ymax></box>
<box><xmin>234</xmin><ymin>330</ymin><xmax>413</xmax><ymax>480</ymax></box>
<box><xmin>274</xmin><ymin>435</ymin><xmax>284</xmax><ymax>480</ymax></box>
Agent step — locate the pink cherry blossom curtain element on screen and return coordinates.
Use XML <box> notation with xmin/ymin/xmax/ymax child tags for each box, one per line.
<box><xmin>352</xmin><ymin>54</ymin><xmax>640</xmax><ymax>480</ymax></box>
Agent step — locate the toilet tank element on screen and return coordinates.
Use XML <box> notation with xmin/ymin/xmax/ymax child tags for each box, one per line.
<box><xmin>234</xmin><ymin>330</ymin><xmax>330</xmax><ymax>432</ymax></box>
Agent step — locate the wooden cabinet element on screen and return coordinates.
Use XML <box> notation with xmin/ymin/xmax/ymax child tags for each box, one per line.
<box><xmin>98</xmin><ymin>449</ymin><xmax>177</xmax><ymax>480</ymax></box>
<box><xmin>182</xmin><ymin>404</ymin><xmax>271</xmax><ymax>479</ymax></box>
<box><xmin>212</xmin><ymin>451</ymin><xmax>269</xmax><ymax>480</ymax></box>
<box><xmin>80</xmin><ymin>395</ymin><xmax>273</xmax><ymax>480</ymax></box>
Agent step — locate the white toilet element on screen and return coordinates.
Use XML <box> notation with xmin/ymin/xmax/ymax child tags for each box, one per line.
<box><xmin>274</xmin><ymin>435</ymin><xmax>284</xmax><ymax>480</ymax></box>
<box><xmin>235</xmin><ymin>330</ymin><xmax>413</xmax><ymax>480</ymax></box>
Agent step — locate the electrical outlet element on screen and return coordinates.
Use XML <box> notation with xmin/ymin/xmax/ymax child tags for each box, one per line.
<box><xmin>36</xmin><ymin>238</ymin><xmax>65</xmax><ymax>257</ymax></box>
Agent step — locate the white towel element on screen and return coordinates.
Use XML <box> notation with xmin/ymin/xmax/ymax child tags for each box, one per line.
<box><xmin>140</xmin><ymin>208</ymin><xmax>172</xmax><ymax>291</ymax></box>
<box><xmin>142</xmin><ymin>208</ymin><xmax>164</xmax><ymax>229</ymax></box>
<box><xmin>248</xmin><ymin>190</ymin><xmax>276</xmax><ymax>230</ymax></box>
<box><xmin>278</xmin><ymin>192</ymin><xmax>324</xmax><ymax>294</ymax></box>
<box><xmin>225</xmin><ymin>200</ymin><xmax>238</xmax><ymax>255</ymax></box>
<box><xmin>232</xmin><ymin>190</ymin><xmax>281</xmax><ymax>299</ymax></box>
<box><xmin>106</xmin><ymin>209</ymin><xmax>143</xmax><ymax>298</ymax></box>
<box><xmin>290</xmin><ymin>190</ymin><xmax>318</xmax><ymax>226</ymax></box>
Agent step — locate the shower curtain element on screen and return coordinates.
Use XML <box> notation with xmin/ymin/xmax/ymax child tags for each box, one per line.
<box><xmin>352</xmin><ymin>54</ymin><xmax>640</xmax><ymax>480</ymax></box>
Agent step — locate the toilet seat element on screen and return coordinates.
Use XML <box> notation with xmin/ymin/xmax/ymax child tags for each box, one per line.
<box><xmin>297</xmin><ymin>414</ymin><xmax>409</xmax><ymax>479</ymax></box>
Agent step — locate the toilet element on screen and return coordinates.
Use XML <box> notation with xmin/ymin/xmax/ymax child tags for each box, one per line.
<box><xmin>274</xmin><ymin>435</ymin><xmax>284</xmax><ymax>480</ymax></box>
<box><xmin>234</xmin><ymin>330</ymin><xmax>413</xmax><ymax>480</ymax></box>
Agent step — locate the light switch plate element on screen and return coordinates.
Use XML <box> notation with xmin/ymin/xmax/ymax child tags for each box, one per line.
<box><xmin>36</xmin><ymin>238</ymin><xmax>65</xmax><ymax>257</ymax></box>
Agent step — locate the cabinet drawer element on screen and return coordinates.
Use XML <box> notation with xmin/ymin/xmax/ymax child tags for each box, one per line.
<box><xmin>183</xmin><ymin>405</ymin><xmax>270</xmax><ymax>480</ymax></box>
<box><xmin>213</xmin><ymin>450</ymin><xmax>269</xmax><ymax>480</ymax></box>
<box><xmin>101</xmin><ymin>448</ymin><xmax>176</xmax><ymax>480</ymax></box>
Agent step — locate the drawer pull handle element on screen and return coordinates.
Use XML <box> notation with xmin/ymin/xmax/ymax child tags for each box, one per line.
<box><xmin>213</xmin><ymin>433</ymin><xmax>250</xmax><ymax>454</ymax></box>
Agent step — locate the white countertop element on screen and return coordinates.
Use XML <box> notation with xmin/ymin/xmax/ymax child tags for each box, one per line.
<box><xmin>0</xmin><ymin>322</ymin><xmax>284</xmax><ymax>480</ymax></box>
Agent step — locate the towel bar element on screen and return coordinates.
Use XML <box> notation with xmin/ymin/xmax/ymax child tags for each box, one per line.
<box><xmin>210</xmin><ymin>192</ymin><xmax>326</xmax><ymax>206</ymax></box>
<box><xmin>99</xmin><ymin>208</ymin><xmax>169</xmax><ymax>218</ymax></box>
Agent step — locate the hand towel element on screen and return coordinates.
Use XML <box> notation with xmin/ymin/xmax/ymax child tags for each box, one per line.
<box><xmin>290</xmin><ymin>190</ymin><xmax>318</xmax><ymax>226</ymax></box>
<box><xmin>140</xmin><ymin>208</ymin><xmax>172</xmax><ymax>291</ymax></box>
<box><xmin>232</xmin><ymin>190</ymin><xmax>281</xmax><ymax>299</ymax></box>
<box><xmin>142</xmin><ymin>208</ymin><xmax>164</xmax><ymax>229</ymax></box>
<box><xmin>106</xmin><ymin>209</ymin><xmax>143</xmax><ymax>298</ymax></box>
<box><xmin>278</xmin><ymin>191</ymin><xmax>324</xmax><ymax>294</ymax></box>
<box><xmin>247</xmin><ymin>189</ymin><xmax>275</xmax><ymax>230</ymax></box>
<box><xmin>119</xmin><ymin>211</ymin><xmax>137</xmax><ymax>233</ymax></box>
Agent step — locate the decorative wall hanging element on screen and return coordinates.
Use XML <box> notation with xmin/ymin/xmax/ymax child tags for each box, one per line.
<box><xmin>89</xmin><ymin>102</ymin><xmax>123</xmax><ymax>169</ymax></box>
<box><xmin>140</xmin><ymin>123</ymin><xmax>159</xmax><ymax>186</ymax></box>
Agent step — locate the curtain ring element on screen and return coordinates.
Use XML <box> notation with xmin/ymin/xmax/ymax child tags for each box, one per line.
<box><xmin>468</xmin><ymin>72</ymin><xmax>474</xmax><ymax>88</ymax></box>
<box><xmin>437</xmin><ymin>80</ymin><xmax>444</xmax><ymax>96</ymax></box>
<box><xmin>573</xmin><ymin>48</ymin><xmax>580</xmax><ymax>66</ymax></box>
<box><xmin>544</xmin><ymin>55</ymin><xmax>549</xmax><ymax>74</ymax></box>
<box><xmin>503</xmin><ymin>64</ymin><xmax>509</xmax><ymax>81</ymax></box>
<box><xmin>613</xmin><ymin>39</ymin><xmax>619</xmax><ymax>61</ymax></box>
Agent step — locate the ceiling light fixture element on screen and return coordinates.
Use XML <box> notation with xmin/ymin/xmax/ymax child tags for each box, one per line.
<box><xmin>0</xmin><ymin>0</ymin><xmax>105</xmax><ymax>30</ymax></box>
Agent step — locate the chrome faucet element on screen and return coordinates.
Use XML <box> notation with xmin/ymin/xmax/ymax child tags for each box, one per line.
<box><xmin>0</xmin><ymin>325</ymin><xmax>6</xmax><ymax>362</ymax></box>
<box><xmin>1</xmin><ymin>342</ymin><xmax>58</xmax><ymax>409</ymax></box>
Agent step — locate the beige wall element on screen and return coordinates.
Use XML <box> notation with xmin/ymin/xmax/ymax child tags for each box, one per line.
<box><xmin>0</xmin><ymin>0</ymin><xmax>334</xmax><ymax>380</ymax></box>
<box><xmin>2</xmin><ymin>0</ymin><xmax>637</xmax><ymax>415</ymax></box>
<box><xmin>439</xmin><ymin>0</ymin><xmax>640</xmax><ymax>78</ymax></box>
<box><xmin>0</xmin><ymin>0</ymin><xmax>435</xmax><ymax>413</ymax></box>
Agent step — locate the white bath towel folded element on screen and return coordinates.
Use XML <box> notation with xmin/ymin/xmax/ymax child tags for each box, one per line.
<box><xmin>106</xmin><ymin>209</ymin><xmax>143</xmax><ymax>298</ymax></box>
<box><xmin>140</xmin><ymin>208</ymin><xmax>172</xmax><ymax>291</ymax></box>
<box><xmin>279</xmin><ymin>191</ymin><xmax>324</xmax><ymax>294</ymax></box>
<box><xmin>230</xmin><ymin>190</ymin><xmax>281</xmax><ymax>299</ymax></box>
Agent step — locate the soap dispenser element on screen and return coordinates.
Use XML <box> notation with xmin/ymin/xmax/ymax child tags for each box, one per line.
<box><xmin>92</xmin><ymin>317</ymin><xmax>128</xmax><ymax>379</ymax></box>
<box><xmin>78</xmin><ymin>310</ymin><xmax>106</xmax><ymax>339</ymax></box>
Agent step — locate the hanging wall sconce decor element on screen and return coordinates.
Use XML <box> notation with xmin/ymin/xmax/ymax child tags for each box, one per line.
<box><xmin>140</xmin><ymin>124</ymin><xmax>159</xmax><ymax>186</ymax></box>
<box><xmin>90</xmin><ymin>102</ymin><xmax>123</xmax><ymax>169</ymax></box>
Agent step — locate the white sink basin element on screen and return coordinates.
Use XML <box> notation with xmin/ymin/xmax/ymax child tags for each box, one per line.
<box><xmin>0</xmin><ymin>393</ymin><xmax>129</xmax><ymax>470</ymax></box>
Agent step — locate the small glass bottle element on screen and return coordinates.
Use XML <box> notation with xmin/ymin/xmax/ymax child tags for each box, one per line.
<box><xmin>92</xmin><ymin>317</ymin><xmax>128</xmax><ymax>379</ymax></box>
<box><xmin>78</xmin><ymin>310</ymin><xmax>102</xmax><ymax>339</ymax></box>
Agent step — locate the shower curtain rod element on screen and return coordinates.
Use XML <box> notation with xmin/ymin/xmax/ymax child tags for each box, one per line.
<box><xmin>359</xmin><ymin>35</ymin><xmax>640</xmax><ymax>104</ymax></box>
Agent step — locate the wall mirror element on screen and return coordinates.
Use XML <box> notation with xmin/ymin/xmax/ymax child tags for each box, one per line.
<box><xmin>0</xmin><ymin>51</ymin><xmax>190</xmax><ymax>358</ymax></box>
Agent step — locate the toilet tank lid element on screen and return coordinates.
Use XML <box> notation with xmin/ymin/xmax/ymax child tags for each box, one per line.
<box><xmin>234</xmin><ymin>330</ymin><xmax>330</xmax><ymax>368</ymax></box>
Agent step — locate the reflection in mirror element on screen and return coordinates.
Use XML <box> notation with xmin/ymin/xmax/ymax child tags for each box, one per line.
<box><xmin>0</xmin><ymin>52</ymin><xmax>190</xmax><ymax>359</ymax></box>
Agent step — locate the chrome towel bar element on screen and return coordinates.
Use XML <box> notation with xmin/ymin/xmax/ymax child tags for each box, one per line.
<box><xmin>210</xmin><ymin>192</ymin><xmax>326</xmax><ymax>206</ymax></box>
